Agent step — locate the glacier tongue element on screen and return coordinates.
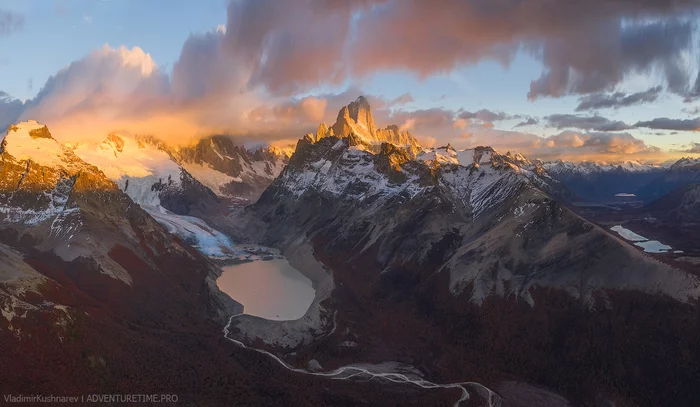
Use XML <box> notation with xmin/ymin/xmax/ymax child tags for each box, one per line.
<box><xmin>143</xmin><ymin>205</ymin><xmax>236</xmax><ymax>259</ymax></box>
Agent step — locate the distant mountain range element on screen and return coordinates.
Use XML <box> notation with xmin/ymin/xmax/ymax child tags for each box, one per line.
<box><xmin>538</xmin><ymin>157</ymin><xmax>699</xmax><ymax>203</ymax></box>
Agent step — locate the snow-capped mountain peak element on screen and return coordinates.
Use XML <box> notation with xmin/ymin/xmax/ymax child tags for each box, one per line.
<box><xmin>2</xmin><ymin>121</ymin><xmax>84</xmax><ymax>170</ymax></box>
<box><xmin>671</xmin><ymin>156</ymin><xmax>700</xmax><ymax>170</ymax></box>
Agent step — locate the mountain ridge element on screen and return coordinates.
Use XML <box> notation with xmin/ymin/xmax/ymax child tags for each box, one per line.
<box><xmin>210</xmin><ymin>98</ymin><xmax>700</xmax><ymax>407</ymax></box>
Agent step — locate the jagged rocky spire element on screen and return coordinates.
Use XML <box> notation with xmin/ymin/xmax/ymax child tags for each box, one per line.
<box><xmin>327</xmin><ymin>96</ymin><xmax>421</xmax><ymax>154</ymax></box>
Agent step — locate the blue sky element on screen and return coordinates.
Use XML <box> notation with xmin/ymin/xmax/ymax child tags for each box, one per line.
<box><xmin>0</xmin><ymin>0</ymin><xmax>698</xmax><ymax>162</ymax></box>
<box><xmin>0</xmin><ymin>0</ymin><xmax>227</xmax><ymax>100</ymax></box>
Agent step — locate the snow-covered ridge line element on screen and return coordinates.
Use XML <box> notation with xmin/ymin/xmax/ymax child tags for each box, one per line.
<box><xmin>223</xmin><ymin>315</ymin><xmax>501</xmax><ymax>407</ymax></box>
<box><xmin>278</xmin><ymin>140</ymin><xmax>424</xmax><ymax>201</ymax></box>
<box><xmin>671</xmin><ymin>156</ymin><xmax>700</xmax><ymax>169</ymax></box>
<box><xmin>275</xmin><ymin>135</ymin><xmax>556</xmax><ymax>220</ymax></box>
<box><xmin>3</xmin><ymin>121</ymin><xmax>85</xmax><ymax>170</ymax></box>
<box><xmin>541</xmin><ymin>159</ymin><xmax>658</xmax><ymax>175</ymax></box>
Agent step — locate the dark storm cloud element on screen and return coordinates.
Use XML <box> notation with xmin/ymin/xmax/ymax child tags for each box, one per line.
<box><xmin>529</xmin><ymin>19</ymin><xmax>693</xmax><ymax>99</ymax></box>
<box><xmin>545</xmin><ymin>114</ymin><xmax>632</xmax><ymax>132</ymax></box>
<box><xmin>575</xmin><ymin>86</ymin><xmax>663</xmax><ymax>111</ymax></box>
<box><xmin>514</xmin><ymin>117</ymin><xmax>539</xmax><ymax>128</ymax></box>
<box><xmin>635</xmin><ymin>117</ymin><xmax>700</xmax><ymax>131</ymax></box>
<box><xmin>458</xmin><ymin>109</ymin><xmax>515</xmax><ymax>123</ymax></box>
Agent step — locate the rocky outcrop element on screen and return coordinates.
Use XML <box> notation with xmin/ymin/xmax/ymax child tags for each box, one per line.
<box><xmin>168</xmin><ymin>135</ymin><xmax>289</xmax><ymax>202</ymax></box>
<box><xmin>326</xmin><ymin>96</ymin><xmax>422</xmax><ymax>155</ymax></box>
<box><xmin>152</xmin><ymin>168</ymin><xmax>219</xmax><ymax>216</ymax></box>
<box><xmin>315</xmin><ymin>122</ymin><xmax>330</xmax><ymax>142</ymax></box>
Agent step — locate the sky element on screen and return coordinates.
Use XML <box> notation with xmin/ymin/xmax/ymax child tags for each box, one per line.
<box><xmin>1</xmin><ymin>0</ymin><xmax>700</xmax><ymax>163</ymax></box>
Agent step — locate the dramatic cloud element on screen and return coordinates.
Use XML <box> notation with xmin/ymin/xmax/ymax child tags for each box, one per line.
<box><xmin>685</xmin><ymin>142</ymin><xmax>700</xmax><ymax>153</ymax></box>
<box><xmin>1</xmin><ymin>0</ymin><xmax>696</xmax><ymax>161</ymax></box>
<box><xmin>635</xmin><ymin>117</ymin><xmax>700</xmax><ymax>131</ymax></box>
<box><xmin>0</xmin><ymin>9</ymin><xmax>23</xmax><ymax>37</ymax></box>
<box><xmin>223</xmin><ymin>0</ymin><xmax>372</xmax><ymax>95</ymax></box>
<box><xmin>171</xmin><ymin>29</ymin><xmax>237</xmax><ymax>100</ymax></box>
<box><xmin>575</xmin><ymin>86</ymin><xmax>662</xmax><ymax>111</ymax></box>
<box><xmin>545</xmin><ymin>114</ymin><xmax>632</xmax><ymax>132</ymax></box>
<box><xmin>5</xmin><ymin>42</ymin><xmax>275</xmax><ymax>144</ymax></box>
<box><xmin>216</xmin><ymin>0</ymin><xmax>698</xmax><ymax>98</ymax></box>
<box><xmin>24</xmin><ymin>45</ymin><xmax>167</xmax><ymax>119</ymax></box>
<box><xmin>359</xmin><ymin>104</ymin><xmax>660</xmax><ymax>161</ymax></box>
<box><xmin>546</xmin><ymin>113</ymin><xmax>700</xmax><ymax>134</ymax></box>
<box><xmin>529</xmin><ymin>19</ymin><xmax>693</xmax><ymax>99</ymax></box>
<box><xmin>390</xmin><ymin>108</ymin><xmax>457</xmax><ymax>132</ymax></box>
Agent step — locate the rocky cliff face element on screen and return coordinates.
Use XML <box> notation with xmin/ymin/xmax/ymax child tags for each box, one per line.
<box><xmin>0</xmin><ymin>121</ymin><xmax>116</xmax><ymax>227</ymax></box>
<box><xmin>325</xmin><ymin>96</ymin><xmax>422</xmax><ymax>155</ymax></box>
<box><xmin>168</xmin><ymin>135</ymin><xmax>289</xmax><ymax>202</ymax></box>
<box><xmin>646</xmin><ymin>183</ymin><xmax>700</xmax><ymax>222</ymax></box>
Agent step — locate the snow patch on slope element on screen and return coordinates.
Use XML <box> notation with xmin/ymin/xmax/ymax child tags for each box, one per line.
<box><xmin>181</xmin><ymin>162</ymin><xmax>241</xmax><ymax>197</ymax></box>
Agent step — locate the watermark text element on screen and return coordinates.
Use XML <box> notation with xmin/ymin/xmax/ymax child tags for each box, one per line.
<box><xmin>4</xmin><ymin>394</ymin><xmax>178</xmax><ymax>403</ymax></box>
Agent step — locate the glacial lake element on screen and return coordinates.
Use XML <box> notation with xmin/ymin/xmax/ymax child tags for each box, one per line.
<box><xmin>610</xmin><ymin>225</ymin><xmax>673</xmax><ymax>253</ymax></box>
<box><xmin>217</xmin><ymin>258</ymin><xmax>315</xmax><ymax>321</ymax></box>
